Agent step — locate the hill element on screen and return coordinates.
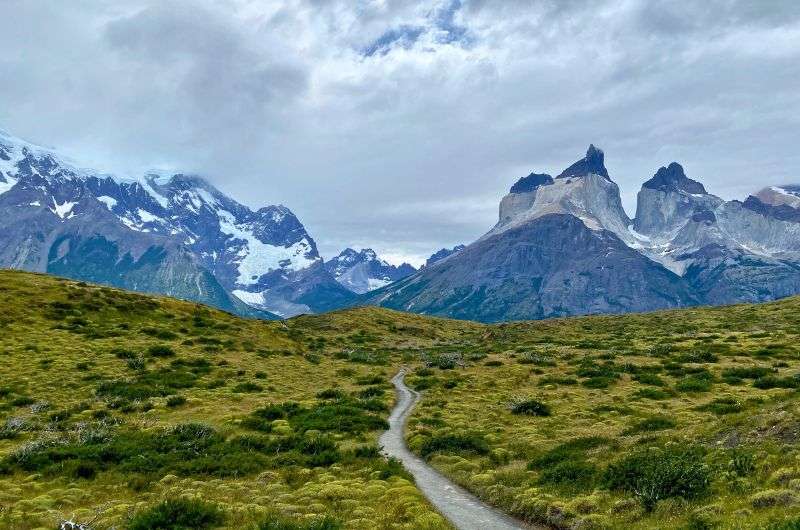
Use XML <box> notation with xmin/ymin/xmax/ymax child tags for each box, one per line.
<box><xmin>1</xmin><ymin>270</ymin><xmax>800</xmax><ymax>528</ymax></box>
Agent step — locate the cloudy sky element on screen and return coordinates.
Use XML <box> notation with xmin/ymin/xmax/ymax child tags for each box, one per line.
<box><xmin>2</xmin><ymin>0</ymin><xmax>799</xmax><ymax>265</ymax></box>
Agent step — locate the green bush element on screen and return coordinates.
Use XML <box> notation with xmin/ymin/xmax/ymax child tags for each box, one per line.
<box><xmin>528</xmin><ymin>437</ymin><xmax>610</xmax><ymax>470</ymax></box>
<box><xmin>697</xmin><ymin>397</ymin><xmax>743</xmax><ymax>415</ymax></box>
<box><xmin>420</xmin><ymin>433</ymin><xmax>489</xmax><ymax>458</ymax></box>
<box><xmin>676</xmin><ymin>374</ymin><xmax>713</xmax><ymax>393</ymax></box>
<box><xmin>357</xmin><ymin>386</ymin><xmax>384</xmax><ymax>398</ymax></box>
<box><xmin>232</xmin><ymin>382</ymin><xmax>263</xmax><ymax>393</ymax></box>
<box><xmin>753</xmin><ymin>376</ymin><xmax>800</xmax><ymax>389</ymax></box>
<box><xmin>147</xmin><ymin>344</ymin><xmax>176</xmax><ymax>357</ymax></box>
<box><xmin>537</xmin><ymin>459</ymin><xmax>598</xmax><ymax>490</ymax></box>
<box><xmin>721</xmin><ymin>366</ymin><xmax>772</xmax><ymax>380</ymax></box>
<box><xmin>246</xmin><ymin>400</ymin><xmax>387</xmax><ymax>434</ymax></box>
<box><xmin>633</xmin><ymin>372</ymin><xmax>666</xmax><ymax>386</ymax></box>
<box><xmin>508</xmin><ymin>398</ymin><xmax>551</xmax><ymax>417</ymax></box>
<box><xmin>166</xmin><ymin>395</ymin><xmax>187</xmax><ymax>408</ymax></box>
<box><xmin>355</xmin><ymin>375</ymin><xmax>384</xmax><ymax>385</ymax></box>
<box><xmin>128</xmin><ymin>498</ymin><xmax>225</xmax><ymax>530</ymax></box>
<box><xmin>634</xmin><ymin>387</ymin><xmax>673</xmax><ymax>400</ymax></box>
<box><xmin>623</xmin><ymin>415</ymin><xmax>676</xmax><ymax>435</ymax></box>
<box><xmin>316</xmin><ymin>389</ymin><xmax>346</xmax><ymax>400</ymax></box>
<box><xmin>603</xmin><ymin>445</ymin><xmax>710</xmax><ymax>510</ymax></box>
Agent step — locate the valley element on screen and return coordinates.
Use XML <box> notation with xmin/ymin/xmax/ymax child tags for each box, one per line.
<box><xmin>1</xmin><ymin>270</ymin><xmax>800</xmax><ymax>529</ymax></box>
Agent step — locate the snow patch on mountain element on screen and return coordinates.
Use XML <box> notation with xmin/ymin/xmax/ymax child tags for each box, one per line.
<box><xmin>50</xmin><ymin>199</ymin><xmax>76</xmax><ymax>220</ymax></box>
<box><xmin>97</xmin><ymin>196</ymin><xmax>117</xmax><ymax>210</ymax></box>
<box><xmin>326</xmin><ymin>247</ymin><xmax>416</xmax><ymax>294</ymax></box>
<box><xmin>218</xmin><ymin>210</ymin><xmax>317</xmax><ymax>286</ymax></box>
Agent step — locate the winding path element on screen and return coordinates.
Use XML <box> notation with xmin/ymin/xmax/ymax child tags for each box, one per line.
<box><xmin>379</xmin><ymin>369</ymin><xmax>534</xmax><ymax>530</ymax></box>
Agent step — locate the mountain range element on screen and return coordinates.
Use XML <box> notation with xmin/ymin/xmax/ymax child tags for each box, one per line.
<box><xmin>364</xmin><ymin>145</ymin><xmax>800</xmax><ymax>321</ymax></box>
<box><xmin>2</xmin><ymin>129</ymin><xmax>799</xmax><ymax>323</ymax></box>
<box><xmin>0</xmin><ymin>129</ymin><xmax>357</xmax><ymax>318</ymax></box>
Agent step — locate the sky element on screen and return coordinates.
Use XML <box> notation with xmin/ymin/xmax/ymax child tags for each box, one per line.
<box><xmin>2</xmin><ymin>0</ymin><xmax>799</xmax><ymax>266</ymax></box>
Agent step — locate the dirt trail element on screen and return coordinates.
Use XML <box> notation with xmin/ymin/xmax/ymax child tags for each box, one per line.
<box><xmin>379</xmin><ymin>369</ymin><xmax>536</xmax><ymax>530</ymax></box>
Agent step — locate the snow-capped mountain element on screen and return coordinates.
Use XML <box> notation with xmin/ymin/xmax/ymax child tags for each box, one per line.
<box><xmin>364</xmin><ymin>145</ymin><xmax>800</xmax><ymax>322</ymax></box>
<box><xmin>0</xmin><ymin>129</ymin><xmax>354</xmax><ymax>317</ymax></box>
<box><xmin>325</xmin><ymin>248</ymin><xmax>416</xmax><ymax>294</ymax></box>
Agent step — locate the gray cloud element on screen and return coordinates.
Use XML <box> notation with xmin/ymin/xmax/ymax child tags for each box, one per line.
<box><xmin>1</xmin><ymin>0</ymin><xmax>799</xmax><ymax>266</ymax></box>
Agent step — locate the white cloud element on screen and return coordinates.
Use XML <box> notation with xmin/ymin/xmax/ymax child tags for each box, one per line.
<box><xmin>1</xmin><ymin>0</ymin><xmax>799</xmax><ymax>263</ymax></box>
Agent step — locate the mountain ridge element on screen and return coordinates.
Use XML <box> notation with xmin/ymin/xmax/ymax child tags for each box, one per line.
<box><xmin>363</xmin><ymin>145</ymin><xmax>800</xmax><ymax>321</ymax></box>
<box><xmin>0</xmin><ymin>129</ymin><xmax>355</xmax><ymax>318</ymax></box>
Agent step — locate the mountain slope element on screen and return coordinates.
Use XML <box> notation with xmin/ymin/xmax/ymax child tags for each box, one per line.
<box><xmin>0</xmin><ymin>129</ymin><xmax>354</xmax><ymax>317</ymax></box>
<box><xmin>367</xmin><ymin>214</ymin><xmax>696</xmax><ymax>322</ymax></box>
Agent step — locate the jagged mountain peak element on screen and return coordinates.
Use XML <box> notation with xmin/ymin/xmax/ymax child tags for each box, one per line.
<box><xmin>643</xmin><ymin>162</ymin><xmax>707</xmax><ymax>195</ymax></box>
<box><xmin>426</xmin><ymin>245</ymin><xmax>466</xmax><ymax>266</ymax></box>
<box><xmin>556</xmin><ymin>144</ymin><xmax>609</xmax><ymax>180</ymax></box>
<box><xmin>492</xmin><ymin>145</ymin><xmax>630</xmax><ymax>242</ymax></box>
<box><xmin>509</xmin><ymin>172</ymin><xmax>553</xmax><ymax>194</ymax></box>
<box><xmin>326</xmin><ymin>247</ymin><xmax>416</xmax><ymax>294</ymax></box>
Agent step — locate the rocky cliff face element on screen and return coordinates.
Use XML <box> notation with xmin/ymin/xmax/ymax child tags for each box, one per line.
<box><xmin>492</xmin><ymin>146</ymin><xmax>632</xmax><ymax>244</ymax></box>
<box><xmin>325</xmin><ymin>248</ymin><xmax>416</xmax><ymax>294</ymax></box>
<box><xmin>0</xmin><ymin>130</ymin><xmax>354</xmax><ymax>317</ymax></box>
<box><xmin>367</xmin><ymin>214</ymin><xmax>696</xmax><ymax>322</ymax></box>
<box><xmin>365</xmin><ymin>146</ymin><xmax>800</xmax><ymax>322</ymax></box>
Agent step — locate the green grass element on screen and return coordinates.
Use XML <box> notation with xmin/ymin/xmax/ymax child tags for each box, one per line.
<box><xmin>3</xmin><ymin>269</ymin><xmax>800</xmax><ymax>529</ymax></box>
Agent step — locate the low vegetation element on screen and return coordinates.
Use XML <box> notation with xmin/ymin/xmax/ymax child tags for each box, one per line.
<box><xmin>2</xmin><ymin>270</ymin><xmax>800</xmax><ymax>529</ymax></box>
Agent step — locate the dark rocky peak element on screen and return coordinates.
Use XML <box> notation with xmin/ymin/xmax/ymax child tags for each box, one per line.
<box><xmin>742</xmin><ymin>195</ymin><xmax>800</xmax><ymax>223</ymax></box>
<box><xmin>509</xmin><ymin>172</ymin><xmax>553</xmax><ymax>194</ymax></box>
<box><xmin>691</xmin><ymin>209</ymin><xmax>717</xmax><ymax>224</ymax></box>
<box><xmin>426</xmin><ymin>244</ymin><xmax>466</xmax><ymax>266</ymax></box>
<box><xmin>331</xmin><ymin>248</ymin><xmax>380</xmax><ymax>265</ymax></box>
<box><xmin>556</xmin><ymin>144</ymin><xmax>609</xmax><ymax>180</ymax></box>
<box><xmin>643</xmin><ymin>162</ymin><xmax>707</xmax><ymax>195</ymax></box>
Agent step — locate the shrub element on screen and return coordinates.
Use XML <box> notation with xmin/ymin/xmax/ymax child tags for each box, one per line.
<box><xmin>676</xmin><ymin>375</ymin><xmax>713</xmax><ymax>393</ymax></box>
<box><xmin>355</xmin><ymin>375</ymin><xmax>384</xmax><ymax>385</ymax></box>
<box><xmin>603</xmin><ymin>445</ymin><xmax>710</xmax><ymax>510</ymax></box>
<box><xmin>582</xmin><ymin>376</ymin><xmax>616</xmax><ymax>389</ymax></box>
<box><xmin>721</xmin><ymin>366</ymin><xmax>772</xmax><ymax>380</ymax></box>
<box><xmin>633</xmin><ymin>388</ymin><xmax>673</xmax><ymax>400</ymax></box>
<box><xmin>537</xmin><ymin>459</ymin><xmax>598</xmax><ymax>490</ymax></box>
<box><xmin>753</xmin><ymin>376</ymin><xmax>800</xmax><ymax>389</ymax></box>
<box><xmin>697</xmin><ymin>397</ymin><xmax>743</xmax><ymax>415</ymax></box>
<box><xmin>633</xmin><ymin>372</ymin><xmax>665</xmax><ymax>386</ymax></box>
<box><xmin>357</xmin><ymin>386</ymin><xmax>384</xmax><ymax>398</ymax></box>
<box><xmin>166</xmin><ymin>395</ymin><xmax>187</xmax><ymax>408</ymax></box>
<box><xmin>128</xmin><ymin>498</ymin><xmax>225</xmax><ymax>530</ymax></box>
<box><xmin>419</xmin><ymin>433</ymin><xmax>489</xmax><ymax>458</ymax></box>
<box><xmin>528</xmin><ymin>437</ymin><xmax>610</xmax><ymax>470</ymax></box>
<box><xmin>508</xmin><ymin>398</ymin><xmax>551</xmax><ymax>417</ymax></box>
<box><xmin>112</xmin><ymin>347</ymin><xmax>137</xmax><ymax>360</ymax></box>
<box><xmin>10</xmin><ymin>396</ymin><xmax>35</xmax><ymax>407</ymax></box>
<box><xmin>232</xmin><ymin>382</ymin><xmax>263</xmax><ymax>393</ymax></box>
<box><xmin>316</xmin><ymin>389</ymin><xmax>345</xmax><ymax>400</ymax></box>
<box><xmin>147</xmin><ymin>344</ymin><xmax>176</xmax><ymax>357</ymax></box>
<box><xmin>623</xmin><ymin>415</ymin><xmax>676</xmax><ymax>435</ymax></box>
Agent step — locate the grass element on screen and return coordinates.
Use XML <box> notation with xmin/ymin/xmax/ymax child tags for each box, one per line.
<box><xmin>3</xmin><ymin>269</ymin><xmax>800</xmax><ymax>529</ymax></box>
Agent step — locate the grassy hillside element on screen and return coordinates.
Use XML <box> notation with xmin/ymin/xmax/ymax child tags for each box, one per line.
<box><xmin>1</xmin><ymin>270</ymin><xmax>800</xmax><ymax>529</ymax></box>
<box><xmin>0</xmin><ymin>271</ymin><xmax>456</xmax><ymax>529</ymax></box>
<box><xmin>403</xmin><ymin>300</ymin><xmax>800</xmax><ymax>529</ymax></box>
